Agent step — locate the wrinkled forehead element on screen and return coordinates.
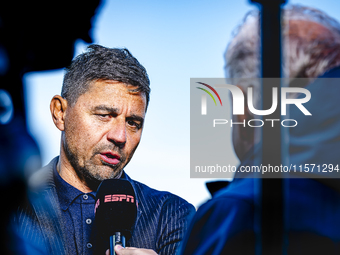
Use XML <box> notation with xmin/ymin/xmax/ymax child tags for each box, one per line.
<box><xmin>286</xmin><ymin>19</ymin><xmax>337</xmax><ymax>41</ymax></box>
<box><xmin>77</xmin><ymin>80</ymin><xmax>147</xmax><ymax>110</ymax></box>
<box><xmin>231</xmin><ymin>14</ymin><xmax>339</xmax><ymax>43</ymax></box>
<box><xmin>87</xmin><ymin>80</ymin><xmax>145</xmax><ymax>98</ymax></box>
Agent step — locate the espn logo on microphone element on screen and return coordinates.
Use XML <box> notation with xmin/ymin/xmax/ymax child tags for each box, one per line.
<box><xmin>94</xmin><ymin>194</ymin><xmax>135</xmax><ymax>214</ymax></box>
<box><xmin>104</xmin><ymin>194</ymin><xmax>135</xmax><ymax>203</ymax></box>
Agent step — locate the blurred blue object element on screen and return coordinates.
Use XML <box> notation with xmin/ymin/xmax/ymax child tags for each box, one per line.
<box><xmin>0</xmin><ymin>0</ymin><xmax>102</xmax><ymax>253</ymax></box>
<box><xmin>178</xmin><ymin>66</ymin><xmax>340</xmax><ymax>255</ymax></box>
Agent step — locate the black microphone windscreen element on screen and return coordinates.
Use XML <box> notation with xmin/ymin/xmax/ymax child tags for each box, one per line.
<box><xmin>95</xmin><ymin>179</ymin><xmax>137</xmax><ymax>240</ymax></box>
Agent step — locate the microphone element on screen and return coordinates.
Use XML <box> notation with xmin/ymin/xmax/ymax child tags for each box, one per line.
<box><xmin>95</xmin><ymin>179</ymin><xmax>137</xmax><ymax>255</ymax></box>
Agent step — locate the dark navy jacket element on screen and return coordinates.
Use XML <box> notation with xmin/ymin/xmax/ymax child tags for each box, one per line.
<box><xmin>14</xmin><ymin>157</ymin><xmax>195</xmax><ymax>255</ymax></box>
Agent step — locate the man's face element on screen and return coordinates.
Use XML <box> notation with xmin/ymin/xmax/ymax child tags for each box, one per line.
<box><xmin>62</xmin><ymin>80</ymin><xmax>146</xmax><ymax>184</ymax></box>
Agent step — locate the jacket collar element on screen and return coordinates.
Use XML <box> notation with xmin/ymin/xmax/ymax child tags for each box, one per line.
<box><xmin>28</xmin><ymin>156</ymin><xmax>58</xmax><ymax>192</ymax></box>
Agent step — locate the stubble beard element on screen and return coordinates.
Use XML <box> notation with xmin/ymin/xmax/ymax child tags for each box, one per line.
<box><xmin>63</xmin><ymin>139</ymin><xmax>127</xmax><ymax>190</ymax></box>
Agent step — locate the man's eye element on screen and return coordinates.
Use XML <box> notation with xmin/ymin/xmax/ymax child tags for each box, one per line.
<box><xmin>97</xmin><ymin>114</ymin><xmax>111</xmax><ymax>119</ymax></box>
<box><xmin>127</xmin><ymin>120</ymin><xmax>141</xmax><ymax>129</ymax></box>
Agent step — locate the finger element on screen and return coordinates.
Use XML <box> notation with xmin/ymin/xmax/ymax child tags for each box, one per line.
<box><xmin>115</xmin><ymin>245</ymin><xmax>124</xmax><ymax>250</ymax></box>
<box><xmin>114</xmin><ymin>245</ymin><xmax>125</xmax><ymax>255</ymax></box>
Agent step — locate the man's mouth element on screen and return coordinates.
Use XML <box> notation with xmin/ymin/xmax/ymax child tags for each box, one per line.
<box><xmin>100</xmin><ymin>151</ymin><xmax>121</xmax><ymax>165</ymax></box>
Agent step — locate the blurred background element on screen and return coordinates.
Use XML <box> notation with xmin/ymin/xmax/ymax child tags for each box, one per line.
<box><xmin>23</xmin><ymin>0</ymin><xmax>340</xmax><ymax>207</ymax></box>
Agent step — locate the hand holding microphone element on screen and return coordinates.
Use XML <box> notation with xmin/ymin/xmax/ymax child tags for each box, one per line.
<box><xmin>105</xmin><ymin>245</ymin><xmax>157</xmax><ymax>255</ymax></box>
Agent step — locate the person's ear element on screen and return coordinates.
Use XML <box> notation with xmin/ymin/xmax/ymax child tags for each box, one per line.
<box><xmin>235</xmin><ymin>85</ymin><xmax>254</xmax><ymax>141</ymax></box>
<box><xmin>50</xmin><ymin>95</ymin><xmax>68</xmax><ymax>131</ymax></box>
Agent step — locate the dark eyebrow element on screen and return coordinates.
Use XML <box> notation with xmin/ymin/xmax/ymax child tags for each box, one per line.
<box><xmin>93</xmin><ymin>105</ymin><xmax>144</xmax><ymax>123</ymax></box>
<box><xmin>92</xmin><ymin>105</ymin><xmax>119</xmax><ymax>113</ymax></box>
<box><xmin>127</xmin><ymin>114</ymin><xmax>144</xmax><ymax>124</ymax></box>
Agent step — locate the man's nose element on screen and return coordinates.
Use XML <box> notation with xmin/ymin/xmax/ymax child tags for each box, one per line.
<box><xmin>106</xmin><ymin>120</ymin><xmax>126</xmax><ymax>147</ymax></box>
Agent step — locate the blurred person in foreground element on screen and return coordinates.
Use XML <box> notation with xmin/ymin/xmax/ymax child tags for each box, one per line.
<box><xmin>14</xmin><ymin>45</ymin><xmax>195</xmax><ymax>255</ymax></box>
<box><xmin>0</xmin><ymin>1</ymin><xmax>101</xmax><ymax>254</ymax></box>
<box><xmin>179</xmin><ymin>5</ymin><xmax>340</xmax><ymax>255</ymax></box>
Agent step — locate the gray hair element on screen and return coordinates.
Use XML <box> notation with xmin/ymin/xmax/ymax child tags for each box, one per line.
<box><xmin>62</xmin><ymin>44</ymin><xmax>151</xmax><ymax>109</ymax></box>
<box><xmin>225</xmin><ymin>5</ymin><xmax>340</xmax><ymax>108</ymax></box>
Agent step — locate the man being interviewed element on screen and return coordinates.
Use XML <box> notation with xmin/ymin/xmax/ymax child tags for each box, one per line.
<box><xmin>16</xmin><ymin>45</ymin><xmax>195</xmax><ymax>255</ymax></box>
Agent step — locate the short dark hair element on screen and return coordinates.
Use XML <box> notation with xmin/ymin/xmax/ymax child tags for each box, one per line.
<box><xmin>61</xmin><ymin>44</ymin><xmax>150</xmax><ymax>109</ymax></box>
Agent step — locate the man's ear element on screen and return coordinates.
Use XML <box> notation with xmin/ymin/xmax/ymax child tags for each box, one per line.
<box><xmin>235</xmin><ymin>85</ymin><xmax>254</xmax><ymax>141</ymax></box>
<box><xmin>50</xmin><ymin>95</ymin><xmax>68</xmax><ymax>131</ymax></box>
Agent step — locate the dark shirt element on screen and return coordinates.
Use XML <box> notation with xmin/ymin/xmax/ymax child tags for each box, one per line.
<box><xmin>53</xmin><ymin>166</ymin><xmax>96</xmax><ymax>255</ymax></box>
